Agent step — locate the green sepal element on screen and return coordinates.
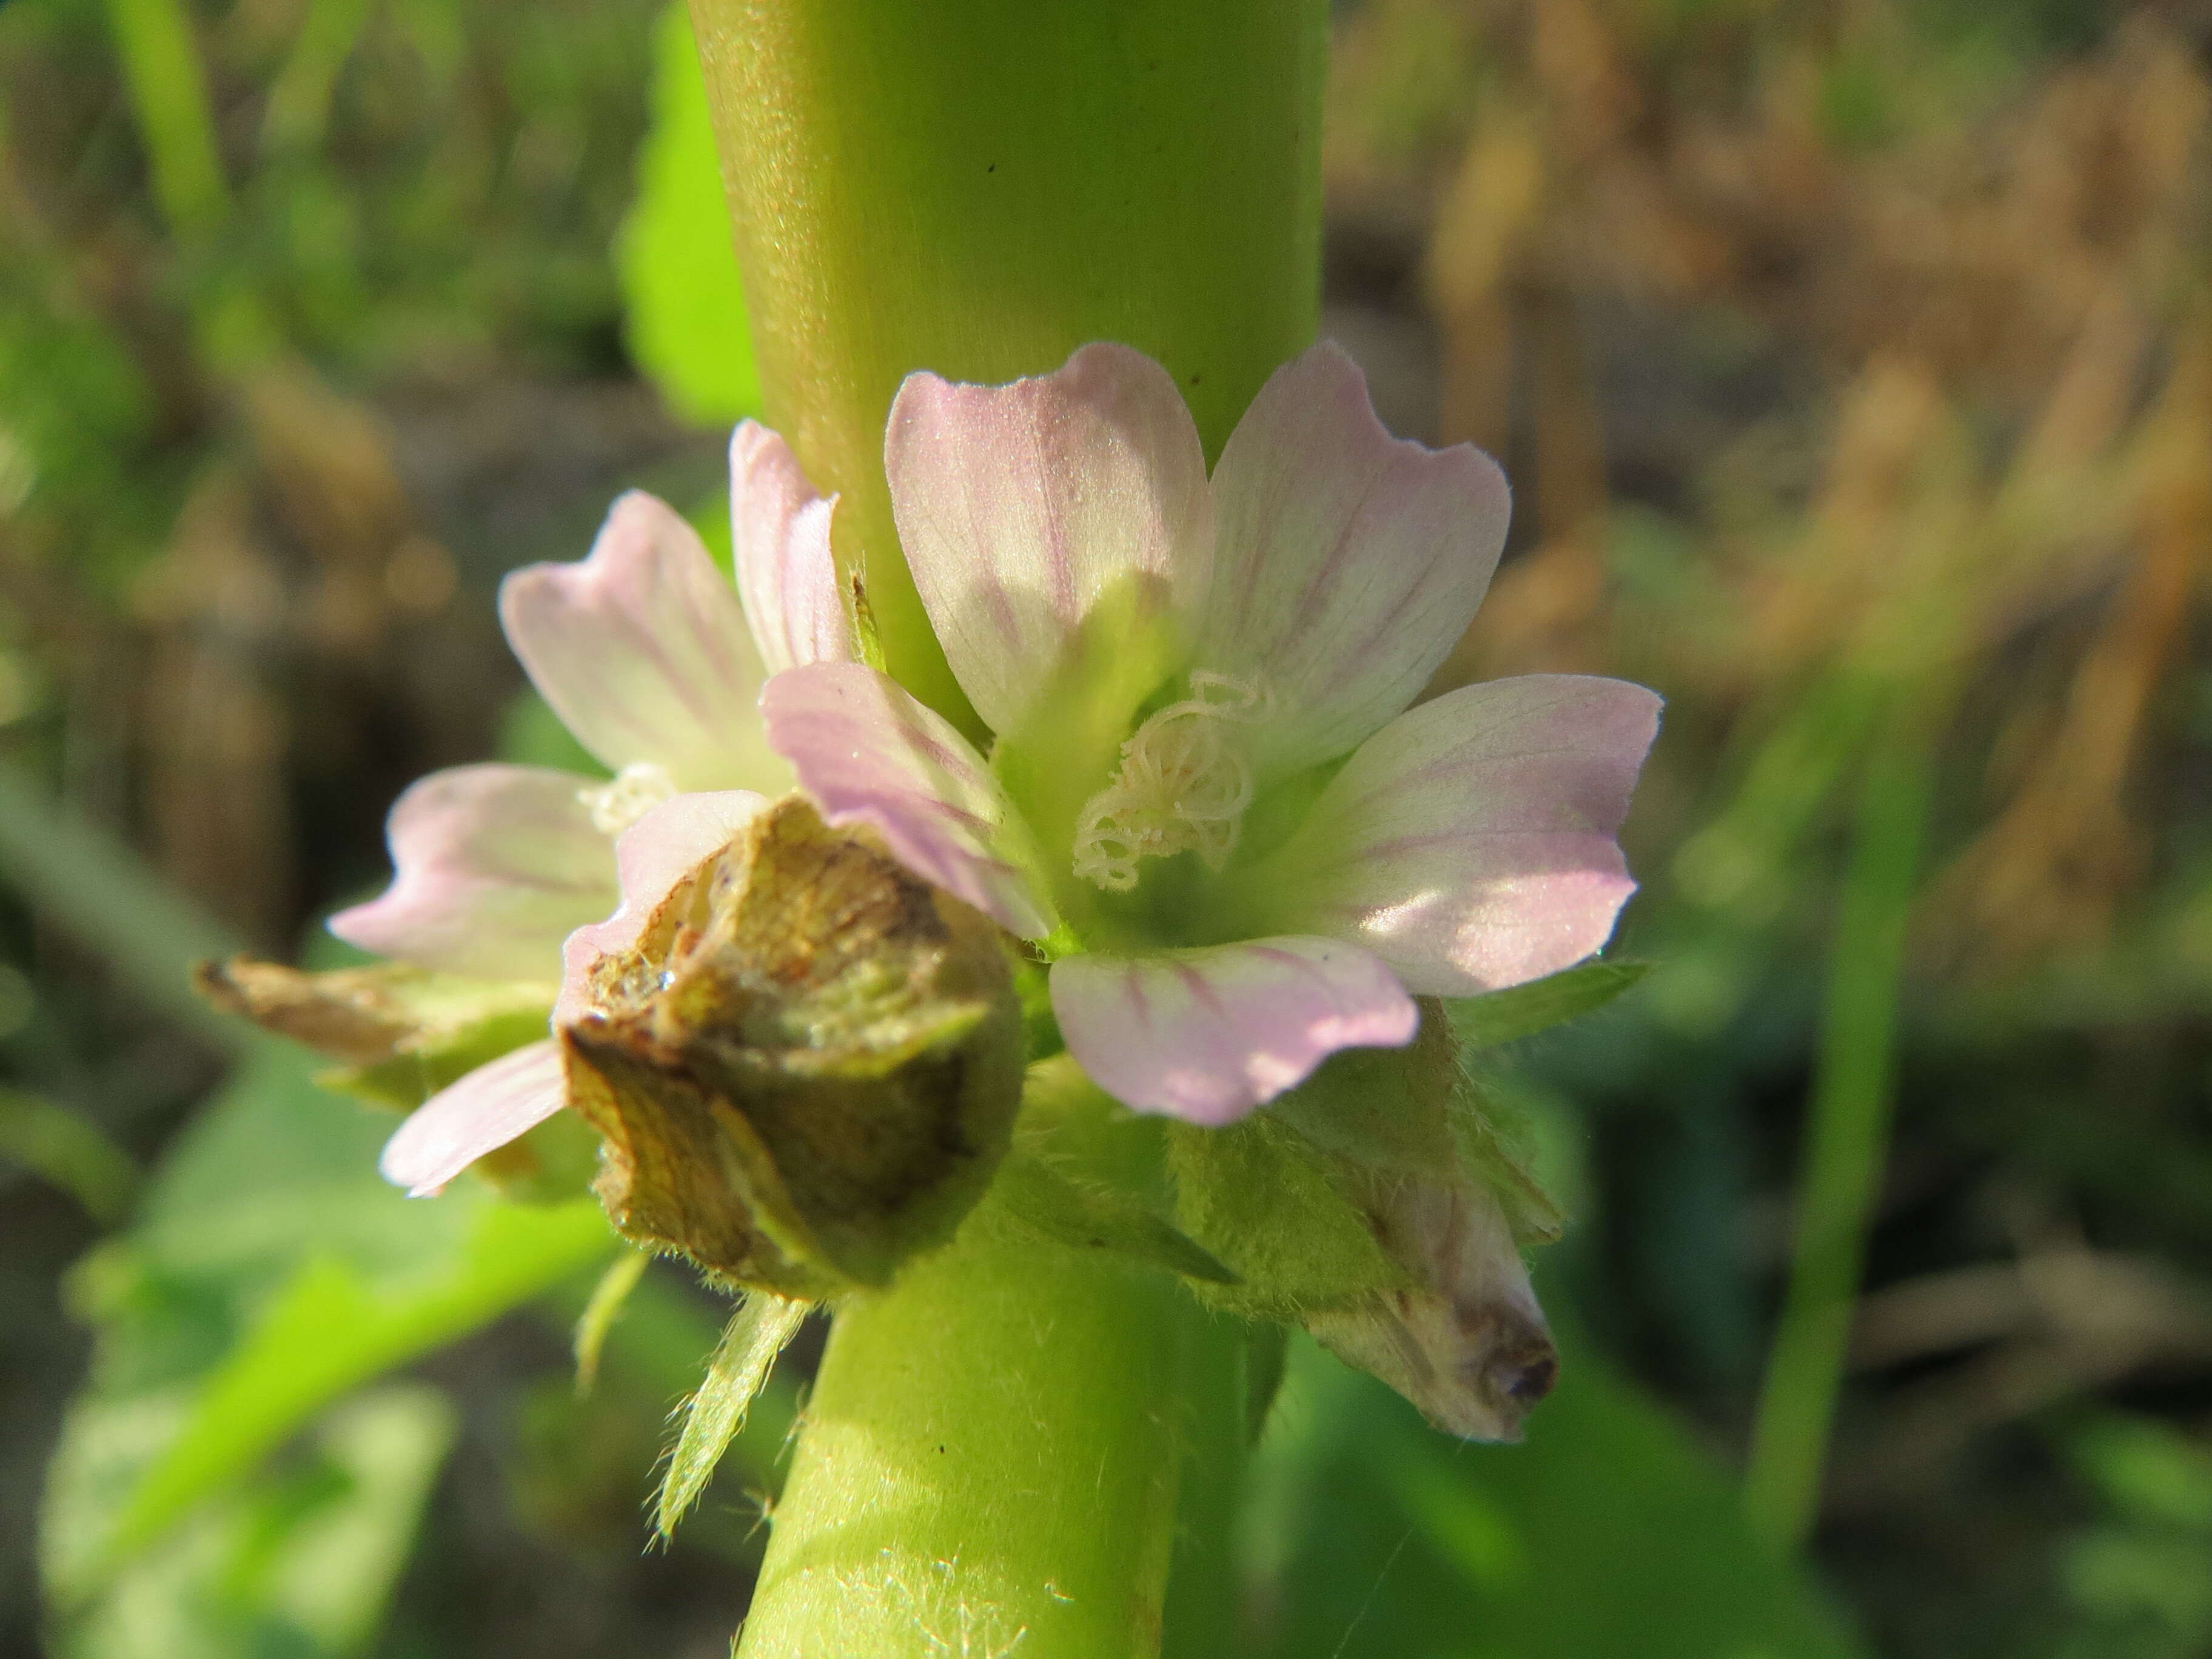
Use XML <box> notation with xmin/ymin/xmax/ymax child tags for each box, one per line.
<box><xmin>1168</xmin><ymin>1002</ymin><xmax>1574</xmax><ymax>1324</ymax></box>
<box><xmin>1166</xmin><ymin>1113</ymin><xmax>1409</xmax><ymax>1321</ymax></box>
<box><xmin>1269</xmin><ymin>1018</ymin><xmax>1461</xmax><ymax>1176</ymax></box>
<box><xmin>194</xmin><ymin>957</ymin><xmax>554</xmax><ymax>1079</ymax></box>
<box><xmin>993</xmin><ymin>1148</ymin><xmax>1236</xmax><ymax>1286</ymax></box>
<box><xmin>1444</xmin><ymin>959</ymin><xmax>1649</xmax><ymax>1050</ymax></box>
<box><xmin>654</xmin><ymin>1293</ymin><xmax>809</xmax><ymax>1540</ymax></box>
<box><xmin>1265</xmin><ymin>1003</ymin><xmax>1566</xmax><ymax>1243</ymax></box>
<box><xmin>1449</xmin><ymin>1065</ymin><xmax>1566</xmax><ymax>1247</ymax></box>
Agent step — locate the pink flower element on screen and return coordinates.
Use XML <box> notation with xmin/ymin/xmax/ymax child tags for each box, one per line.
<box><xmin>329</xmin><ymin>426</ymin><xmax>853</xmax><ymax>1194</ymax></box>
<box><xmin>763</xmin><ymin>342</ymin><xmax>1660</xmax><ymax>1125</ymax></box>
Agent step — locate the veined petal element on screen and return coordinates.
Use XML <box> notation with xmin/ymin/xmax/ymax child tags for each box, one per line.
<box><xmin>731</xmin><ymin>422</ymin><xmax>853</xmax><ymax>672</ymax></box>
<box><xmin>500</xmin><ymin>491</ymin><xmax>786</xmax><ymax>792</ymax></box>
<box><xmin>1201</xmin><ymin>342</ymin><xmax>1510</xmax><ymax>777</ymax></box>
<box><xmin>761</xmin><ymin>663</ymin><xmax>1054</xmax><ymax>940</ymax></box>
<box><xmin>329</xmin><ymin>764</ymin><xmax>614</xmax><ymax>981</ymax></box>
<box><xmin>886</xmin><ymin>343</ymin><xmax>1210</xmax><ymax>736</ymax></box>
<box><xmin>380</xmin><ymin>1039</ymin><xmax>565</xmax><ymax>1197</ymax></box>
<box><xmin>555</xmin><ymin>789</ymin><xmax>768</xmax><ymax>1022</ymax></box>
<box><xmin>1251</xmin><ymin>675</ymin><xmax>1661</xmax><ymax>995</ymax></box>
<box><xmin>1050</xmin><ymin>937</ymin><xmax>1417</xmax><ymax>1125</ymax></box>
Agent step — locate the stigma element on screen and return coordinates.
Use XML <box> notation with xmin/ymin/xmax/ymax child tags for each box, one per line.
<box><xmin>581</xmin><ymin>762</ymin><xmax>679</xmax><ymax>836</ymax></box>
<box><xmin>1071</xmin><ymin>671</ymin><xmax>1272</xmax><ymax>893</ymax></box>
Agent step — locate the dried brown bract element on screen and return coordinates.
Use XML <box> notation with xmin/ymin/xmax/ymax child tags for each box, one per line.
<box><xmin>561</xmin><ymin>796</ymin><xmax>1024</xmax><ymax>1297</ymax></box>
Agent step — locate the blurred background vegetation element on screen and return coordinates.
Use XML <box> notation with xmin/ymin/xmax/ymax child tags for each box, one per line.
<box><xmin>2</xmin><ymin>0</ymin><xmax>2208</xmax><ymax>1654</ymax></box>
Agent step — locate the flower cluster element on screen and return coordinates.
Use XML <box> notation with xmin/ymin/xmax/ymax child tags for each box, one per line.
<box><xmin>330</xmin><ymin>341</ymin><xmax>1657</xmax><ymax>1208</ymax></box>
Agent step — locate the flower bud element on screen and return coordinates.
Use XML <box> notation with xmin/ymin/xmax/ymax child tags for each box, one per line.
<box><xmin>560</xmin><ymin>796</ymin><xmax>1024</xmax><ymax>1297</ymax></box>
<box><xmin>1304</xmin><ymin>1171</ymin><xmax>1558</xmax><ymax>1442</ymax></box>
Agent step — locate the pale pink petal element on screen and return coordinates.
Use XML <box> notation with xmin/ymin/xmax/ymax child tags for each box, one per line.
<box><xmin>886</xmin><ymin>343</ymin><xmax>1210</xmax><ymax>736</ymax></box>
<box><xmin>730</xmin><ymin>422</ymin><xmax>853</xmax><ymax>673</ymax></box>
<box><xmin>329</xmin><ymin>765</ymin><xmax>614</xmax><ymax>981</ymax></box>
<box><xmin>761</xmin><ymin>663</ymin><xmax>1054</xmax><ymax>939</ymax></box>
<box><xmin>554</xmin><ymin>790</ymin><xmax>768</xmax><ymax>1023</ymax></box>
<box><xmin>1050</xmin><ymin>937</ymin><xmax>1418</xmax><ymax>1125</ymax></box>
<box><xmin>499</xmin><ymin>491</ymin><xmax>785</xmax><ymax>791</ymax></box>
<box><xmin>1201</xmin><ymin>342</ymin><xmax>1511</xmax><ymax>777</ymax></box>
<box><xmin>1247</xmin><ymin>675</ymin><xmax>1661</xmax><ymax>995</ymax></box>
<box><xmin>380</xmin><ymin>1039</ymin><xmax>565</xmax><ymax>1197</ymax></box>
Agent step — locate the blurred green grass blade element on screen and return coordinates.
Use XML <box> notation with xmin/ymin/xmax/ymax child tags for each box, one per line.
<box><xmin>0</xmin><ymin>763</ymin><xmax>244</xmax><ymax>1051</ymax></box>
<box><xmin>573</xmin><ymin>1246</ymin><xmax>651</xmax><ymax>1397</ymax></box>
<box><xmin>102</xmin><ymin>0</ymin><xmax>230</xmax><ymax>234</ymax></box>
<box><xmin>0</xmin><ymin>1086</ymin><xmax>141</xmax><ymax>1224</ymax></box>
<box><xmin>655</xmin><ymin>1293</ymin><xmax>807</xmax><ymax>1540</ymax></box>
<box><xmin>617</xmin><ymin>2</ymin><xmax>760</xmax><ymax>425</ymax></box>
<box><xmin>93</xmin><ymin>1197</ymin><xmax>615</xmax><ymax>1580</ymax></box>
<box><xmin>1445</xmin><ymin>959</ymin><xmax>1651</xmax><ymax>1049</ymax></box>
<box><xmin>1744</xmin><ymin>695</ymin><xmax>1940</xmax><ymax>1549</ymax></box>
<box><xmin>260</xmin><ymin>0</ymin><xmax>374</xmax><ymax>154</ymax></box>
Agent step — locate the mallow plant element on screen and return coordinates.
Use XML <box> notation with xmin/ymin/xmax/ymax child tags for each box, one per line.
<box><xmin>203</xmin><ymin>7</ymin><xmax>1664</xmax><ymax>1655</ymax></box>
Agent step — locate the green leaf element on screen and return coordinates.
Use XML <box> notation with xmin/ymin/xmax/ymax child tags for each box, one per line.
<box><xmin>1451</xmin><ymin>1070</ymin><xmax>1567</xmax><ymax>1246</ymax></box>
<box><xmin>1247</xmin><ymin>1332</ymin><xmax>1866</xmax><ymax>1659</ymax></box>
<box><xmin>1446</xmin><ymin>959</ymin><xmax>1651</xmax><ymax>1049</ymax></box>
<box><xmin>236</xmin><ymin>1386</ymin><xmax>457</xmax><ymax>1652</ymax></box>
<box><xmin>655</xmin><ymin>1293</ymin><xmax>809</xmax><ymax>1539</ymax></box>
<box><xmin>617</xmin><ymin>1</ymin><xmax>760</xmax><ymax>426</ymax></box>
<box><xmin>994</xmin><ymin>1149</ymin><xmax>1236</xmax><ymax>1285</ymax></box>
<box><xmin>48</xmin><ymin>1384</ymin><xmax>455</xmax><ymax>1659</ymax></box>
<box><xmin>80</xmin><ymin>1198</ymin><xmax>614</xmax><ymax>1586</ymax></box>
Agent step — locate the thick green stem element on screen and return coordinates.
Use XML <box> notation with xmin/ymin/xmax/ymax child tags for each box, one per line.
<box><xmin>1743</xmin><ymin>691</ymin><xmax>1940</xmax><ymax>1549</ymax></box>
<box><xmin>737</xmin><ymin>1196</ymin><xmax>1218</xmax><ymax>1655</ymax></box>
<box><xmin>689</xmin><ymin>0</ymin><xmax>1327</xmax><ymax>729</ymax></box>
<box><xmin>691</xmin><ymin>6</ymin><xmax>1325</xmax><ymax>1654</ymax></box>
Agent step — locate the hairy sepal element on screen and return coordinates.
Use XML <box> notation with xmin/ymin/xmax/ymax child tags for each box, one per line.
<box><xmin>1171</xmin><ymin>1003</ymin><xmax>1568</xmax><ymax>1439</ymax></box>
<box><xmin>1444</xmin><ymin>958</ymin><xmax>1649</xmax><ymax>1050</ymax></box>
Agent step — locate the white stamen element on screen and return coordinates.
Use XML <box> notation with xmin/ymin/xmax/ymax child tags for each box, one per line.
<box><xmin>1071</xmin><ymin>671</ymin><xmax>1272</xmax><ymax>893</ymax></box>
<box><xmin>580</xmin><ymin>762</ymin><xmax>678</xmax><ymax>836</ymax></box>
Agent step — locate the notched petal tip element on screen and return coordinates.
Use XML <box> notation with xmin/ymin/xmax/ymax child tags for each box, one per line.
<box><xmin>730</xmin><ymin>421</ymin><xmax>853</xmax><ymax>673</ymax></box>
<box><xmin>885</xmin><ymin>342</ymin><xmax>1210</xmax><ymax>737</ymax></box>
<box><xmin>329</xmin><ymin>764</ymin><xmax>616</xmax><ymax>983</ymax></box>
<box><xmin>498</xmin><ymin>490</ymin><xmax>776</xmax><ymax>791</ymax></box>
<box><xmin>1202</xmin><ymin>339</ymin><xmax>1514</xmax><ymax>776</ymax></box>
<box><xmin>1252</xmin><ymin>673</ymin><xmax>1663</xmax><ymax>997</ymax></box>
